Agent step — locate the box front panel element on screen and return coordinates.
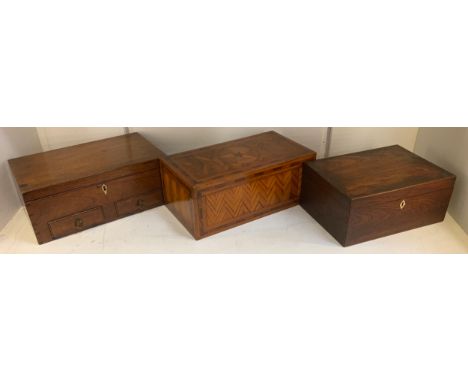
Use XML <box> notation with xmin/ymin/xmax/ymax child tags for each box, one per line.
<box><xmin>48</xmin><ymin>206</ymin><xmax>106</xmax><ymax>239</ymax></box>
<box><xmin>200</xmin><ymin>165</ymin><xmax>301</xmax><ymax>236</ymax></box>
<box><xmin>26</xmin><ymin>168</ymin><xmax>163</xmax><ymax>244</ymax></box>
<box><xmin>347</xmin><ymin>184</ymin><xmax>454</xmax><ymax>246</ymax></box>
<box><xmin>115</xmin><ymin>190</ymin><xmax>163</xmax><ymax>217</ymax></box>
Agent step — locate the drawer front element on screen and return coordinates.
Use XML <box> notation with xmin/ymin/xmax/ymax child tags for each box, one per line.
<box><xmin>27</xmin><ymin>183</ymin><xmax>109</xmax><ymax>241</ymax></box>
<box><xmin>27</xmin><ymin>169</ymin><xmax>162</xmax><ymax>220</ymax></box>
<box><xmin>347</xmin><ymin>187</ymin><xmax>454</xmax><ymax>245</ymax></box>
<box><xmin>26</xmin><ymin>169</ymin><xmax>162</xmax><ymax>244</ymax></box>
<box><xmin>48</xmin><ymin>207</ymin><xmax>105</xmax><ymax>239</ymax></box>
<box><xmin>200</xmin><ymin>166</ymin><xmax>301</xmax><ymax>234</ymax></box>
<box><xmin>115</xmin><ymin>190</ymin><xmax>163</xmax><ymax>217</ymax></box>
<box><xmin>104</xmin><ymin>169</ymin><xmax>161</xmax><ymax>202</ymax></box>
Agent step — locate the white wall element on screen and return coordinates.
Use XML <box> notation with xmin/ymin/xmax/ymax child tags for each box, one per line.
<box><xmin>0</xmin><ymin>128</ymin><xmax>43</xmax><ymax>229</ymax></box>
<box><xmin>414</xmin><ymin>127</ymin><xmax>468</xmax><ymax>233</ymax></box>
<box><xmin>35</xmin><ymin>127</ymin><xmax>420</xmax><ymax>159</ymax></box>
<box><xmin>36</xmin><ymin>127</ymin><xmax>125</xmax><ymax>150</ymax></box>
<box><xmin>328</xmin><ymin>127</ymin><xmax>419</xmax><ymax>156</ymax></box>
<box><xmin>34</xmin><ymin>127</ymin><xmax>328</xmax><ymax>156</ymax></box>
<box><xmin>130</xmin><ymin>127</ymin><xmax>328</xmax><ymax>157</ymax></box>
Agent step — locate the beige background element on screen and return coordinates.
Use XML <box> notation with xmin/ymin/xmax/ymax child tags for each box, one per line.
<box><xmin>0</xmin><ymin>128</ymin><xmax>42</xmax><ymax>229</ymax></box>
<box><xmin>414</xmin><ymin>128</ymin><xmax>468</xmax><ymax>234</ymax></box>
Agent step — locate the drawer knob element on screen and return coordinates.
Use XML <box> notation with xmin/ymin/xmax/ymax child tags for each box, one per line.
<box><xmin>75</xmin><ymin>218</ymin><xmax>84</xmax><ymax>228</ymax></box>
<box><xmin>136</xmin><ymin>199</ymin><xmax>145</xmax><ymax>208</ymax></box>
<box><xmin>101</xmin><ymin>184</ymin><xmax>108</xmax><ymax>195</ymax></box>
<box><xmin>400</xmin><ymin>200</ymin><xmax>406</xmax><ymax>210</ymax></box>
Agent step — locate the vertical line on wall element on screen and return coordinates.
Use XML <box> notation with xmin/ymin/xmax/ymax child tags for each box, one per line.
<box><xmin>124</xmin><ymin>127</ymin><xmax>130</xmax><ymax>135</ymax></box>
<box><xmin>35</xmin><ymin>127</ymin><xmax>50</xmax><ymax>151</ymax></box>
<box><xmin>411</xmin><ymin>127</ymin><xmax>421</xmax><ymax>152</ymax></box>
<box><xmin>324</xmin><ymin>127</ymin><xmax>333</xmax><ymax>158</ymax></box>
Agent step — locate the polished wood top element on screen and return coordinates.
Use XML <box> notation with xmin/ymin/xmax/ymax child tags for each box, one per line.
<box><xmin>167</xmin><ymin>131</ymin><xmax>316</xmax><ymax>185</ymax></box>
<box><xmin>305</xmin><ymin>145</ymin><xmax>455</xmax><ymax>199</ymax></box>
<box><xmin>9</xmin><ymin>133</ymin><xmax>164</xmax><ymax>196</ymax></box>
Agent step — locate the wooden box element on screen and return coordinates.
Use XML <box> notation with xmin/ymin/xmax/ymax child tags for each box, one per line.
<box><xmin>8</xmin><ymin>133</ymin><xmax>166</xmax><ymax>244</ymax></box>
<box><xmin>300</xmin><ymin>145</ymin><xmax>456</xmax><ymax>246</ymax></box>
<box><xmin>161</xmin><ymin>131</ymin><xmax>316</xmax><ymax>239</ymax></box>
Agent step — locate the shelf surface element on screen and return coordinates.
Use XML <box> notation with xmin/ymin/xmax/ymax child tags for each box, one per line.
<box><xmin>1</xmin><ymin>206</ymin><xmax>467</xmax><ymax>253</ymax></box>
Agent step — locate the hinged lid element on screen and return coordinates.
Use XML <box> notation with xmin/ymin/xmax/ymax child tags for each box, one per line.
<box><xmin>165</xmin><ymin>131</ymin><xmax>316</xmax><ymax>188</ymax></box>
<box><xmin>305</xmin><ymin>145</ymin><xmax>455</xmax><ymax>199</ymax></box>
<box><xmin>9</xmin><ymin>133</ymin><xmax>165</xmax><ymax>202</ymax></box>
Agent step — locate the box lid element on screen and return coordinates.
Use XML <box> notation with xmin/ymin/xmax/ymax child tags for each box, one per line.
<box><xmin>165</xmin><ymin>131</ymin><xmax>316</xmax><ymax>187</ymax></box>
<box><xmin>9</xmin><ymin>133</ymin><xmax>165</xmax><ymax>201</ymax></box>
<box><xmin>305</xmin><ymin>145</ymin><xmax>455</xmax><ymax>199</ymax></box>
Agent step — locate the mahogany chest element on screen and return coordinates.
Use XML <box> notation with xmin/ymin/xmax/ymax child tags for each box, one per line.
<box><xmin>300</xmin><ymin>145</ymin><xmax>456</xmax><ymax>246</ymax></box>
<box><xmin>8</xmin><ymin>133</ymin><xmax>165</xmax><ymax>244</ymax></box>
<box><xmin>161</xmin><ymin>131</ymin><xmax>316</xmax><ymax>239</ymax></box>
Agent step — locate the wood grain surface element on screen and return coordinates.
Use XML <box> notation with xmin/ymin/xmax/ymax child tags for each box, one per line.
<box><xmin>308</xmin><ymin>145</ymin><xmax>454</xmax><ymax>198</ymax></box>
<box><xmin>25</xmin><ymin>168</ymin><xmax>163</xmax><ymax>243</ymax></box>
<box><xmin>300</xmin><ymin>145</ymin><xmax>456</xmax><ymax>246</ymax></box>
<box><xmin>162</xmin><ymin>132</ymin><xmax>316</xmax><ymax>239</ymax></box>
<box><xmin>9</xmin><ymin>133</ymin><xmax>166</xmax><ymax>244</ymax></box>
<box><xmin>347</xmin><ymin>186</ymin><xmax>454</xmax><ymax>246</ymax></box>
<box><xmin>167</xmin><ymin>131</ymin><xmax>315</xmax><ymax>186</ymax></box>
<box><xmin>161</xmin><ymin>162</ymin><xmax>197</xmax><ymax>237</ymax></box>
<box><xmin>9</xmin><ymin>132</ymin><xmax>165</xmax><ymax>202</ymax></box>
<box><xmin>201</xmin><ymin>165</ymin><xmax>301</xmax><ymax>234</ymax></box>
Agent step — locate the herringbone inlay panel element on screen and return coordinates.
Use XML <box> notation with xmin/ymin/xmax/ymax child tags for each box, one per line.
<box><xmin>202</xmin><ymin>167</ymin><xmax>301</xmax><ymax>231</ymax></box>
<box><xmin>162</xmin><ymin>132</ymin><xmax>316</xmax><ymax>239</ymax></box>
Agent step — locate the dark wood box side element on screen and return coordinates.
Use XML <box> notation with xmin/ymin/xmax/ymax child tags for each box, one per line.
<box><xmin>346</xmin><ymin>177</ymin><xmax>456</xmax><ymax>246</ymax></box>
<box><xmin>160</xmin><ymin>159</ymin><xmax>199</xmax><ymax>239</ymax></box>
<box><xmin>299</xmin><ymin>163</ymin><xmax>351</xmax><ymax>246</ymax></box>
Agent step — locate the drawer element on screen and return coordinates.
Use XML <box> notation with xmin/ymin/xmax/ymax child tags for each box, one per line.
<box><xmin>26</xmin><ymin>169</ymin><xmax>162</xmax><ymax>222</ymax></box>
<box><xmin>28</xmin><ymin>169</ymin><xmax>162</xmax><ymax>244</ymax></box>
<box><xmin>48</xmin><ymin>206</ymin><xmax>105</xmax><ymax>239</ymax></box>
<box><xmin>104</xmin><ymin>169</ymin><xmax>161</xmax><ymax>201</ymax></box>
<box><xmin>115</xmin><ymin>190</ymin><xmax>163</xmax><ymax>217</ymax></box>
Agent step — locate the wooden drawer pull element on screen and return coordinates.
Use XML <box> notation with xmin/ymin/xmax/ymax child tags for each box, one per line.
<box><xmin>115</xmin><ymin>190</ymin><xmax>162</xmax><ymax>217</ymax></box>
<box><xmin>400</xmin><ymin>200</ymin><xmax>406</xmax><ymax>210</ymax></box>
<box><xmin>48</xmin><ymin>207</ymin><xmax>105</xmax><ymax>240</ymax></box>
<box><xmin>75</xmin><ymin>217</ymin><xmax>84</xmax><ymax>228</ymax></box>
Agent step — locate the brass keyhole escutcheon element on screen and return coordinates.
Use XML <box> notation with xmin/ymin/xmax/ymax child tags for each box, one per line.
<box><xmin>400</xmin><ymin>200</ymin><xmax>406</xmax><ymax>210</ymax></box>
<box><xmin>137</xmin><ymin>199</ymin><xmax>145</xmax><ymax>208</ymax></box>
<box><xmin>75</xmin><ymin>218</ymin><xmax>84</xmax><ymax>228</ymax></box>
<box><xmin>101</xmin><ymin>184</ymin><xmax>108</xmax><ymax>195</ymax></box>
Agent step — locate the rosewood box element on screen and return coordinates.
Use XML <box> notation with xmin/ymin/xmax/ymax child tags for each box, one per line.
<box><xmin>161</xmin><ymin>131</ymin><xmax>316</xmax><ymax>239</ymax></box>
<box><xmin>300</xmin><ymin>145</ymin><xmax>456</xmax><ymax>246</ymax></box>
<box><xmin>9</xmin><ymin>133</ymin><xmax>166</xmax><ymax>244</ymax></box>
